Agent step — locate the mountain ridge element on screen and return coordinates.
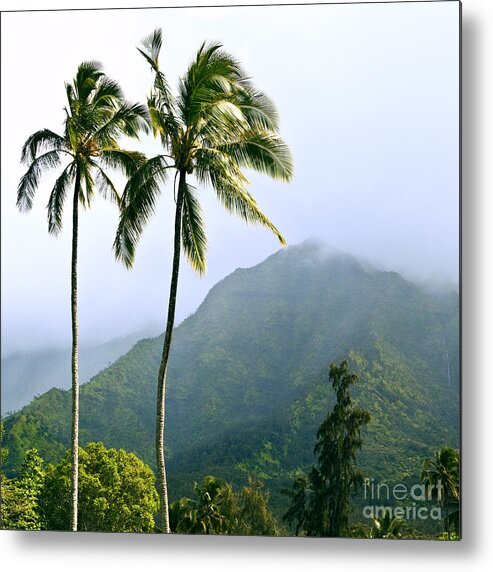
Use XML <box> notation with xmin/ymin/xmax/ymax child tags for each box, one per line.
<box><xmin>1</xmin><ymin>242</ymin><xmax>459</xmax><ymax>517</ymax></box>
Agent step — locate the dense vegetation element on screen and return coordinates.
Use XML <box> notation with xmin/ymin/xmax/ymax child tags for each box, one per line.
<box><xmin>1</xmin><ymin>243</ymin><xmax>459</xmax><ymax>537</ymax></box>
<box><xmin>1</xmin><ymin>440</ymin><xmax>45</xmax><ymax>530</ymax></box>
<box><xmin>171</xmin><ymin>475</ymin><xmax>282</xmax><ymax>535</ymax></box>
<box><xmin>1</xmin><ymin>441</ymin><xmax>158</xmax><ymax>532</ymax></box>
<box><xmin>1</xmin><ymin>391</ymin><xmax>459</xmax><ymax>537</ymax></box>
<box><xmin>40</xmin><ymin>443</ymin><xmax>159</xmax><ymax>532</ymax></box>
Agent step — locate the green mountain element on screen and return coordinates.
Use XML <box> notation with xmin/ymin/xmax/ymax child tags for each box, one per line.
<box><xmin>1</xmin><ymin>241</ymin><xmax>459</xmax><ymax>519</ymax></box>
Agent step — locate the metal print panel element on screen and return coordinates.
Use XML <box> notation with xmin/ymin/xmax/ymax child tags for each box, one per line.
<box><xmin>0</xmin><ymin>1</ymin><xmax>461</xmax><ymax>539</ymax></box>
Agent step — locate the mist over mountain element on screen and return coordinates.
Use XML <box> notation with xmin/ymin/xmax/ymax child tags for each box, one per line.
<box><xmin>2</xmin><ymin>241</ymin><xmax>459</xmax><ymax>516</ymax></box>
<box><xmin>1</xmin><ymin>325</ymin><xmax>160</xmax><ymax>415</ymax></box>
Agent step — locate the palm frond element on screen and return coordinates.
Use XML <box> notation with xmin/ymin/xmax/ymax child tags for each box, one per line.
<box><xmin>194</xmin><ymin>99</ymin><xmax>250</xmax><ymax>145</ymax></box>
<box><xmin>147</xmin><ymin>94</ymin><xmax>180</xmax><ymax>150</ymax></box>
<box><xmin>78</xmin><ymin>159</ymin><xmax>94</xmax><ymax>208</ymax></box>
<box><xmin>217</xmin><ymin>131</ymin><xmax>293</xmax><ymax>182</ymax></box>
<box><xmin>93</xmin><ymin>102</ymin><xmax>150</xmax><ymax>146</ymax></box>
<box><xmin>181</xmin><ymin>182</ymin><xmax>207</xmax><ymax>274</ymax></box>
<box><xmin>114</xmin><ymin>215</ymin><xmax>137</xmax><ymax>270</ymax></box>
<box><xmin>153</xmin><ymin>70</ymin><xmax>176</xmax><ymax>111</ymax></box>
<box><xmin>120</xmin><ymin>102</ymin><xmax>151</xmax><ymax>138</ymax></box>
<box><xmin>114</xmin><ymin>155</ymin><xmax>171</xmax><ymax>267</ymax></box>
<box><xmin>195</xmin><ymin>145</ymin><xmax>249</xmax><ymax>187</ymax></box>
<box><xmin>65</xmin><ymin>82</ymin><xmax>76</xmax><ymax>117</ymax></box>
<box><xmin>91</xmin><ymin>75</ymin><xmax>124</xmax><ymax>108</ymax></box>
<box><xmin>203</xmin><ymin>159</ymin><xmax>285</xmax><ymax>245</ymax></box>
<box><xmin>138</xmin><ymin>28</ymin><xmax>163</xmax><ymax>72</ymax></box>
<box><xmin>231</xmin><ymin>83</ymin><xmax>280</xmax><ymax>132</ymax></box>
<box><xmin>93</xmin><ymin>163</ymin><xmax>120</xmax><ymax>205</ymax></box>
<box><xmin>17</xmin><ymin>150</ymin><xmax>63</xmax><ymax>212</ymax></box>
<box><xmin>221</xmin><ymin>185</ymin><xmax>286</xmax><ymax>246</ymax></box>
<box><xmin>138</xmin><ymin>29</ymin><xmax>176</xmax><ymax>116</ymax></box>
<box><xmin>178</xmin><ymin>42</ymin><xmax>244</xmax><ymax>127</ymax></box>
<box><xmin>47</xmin><ymin>162</ymin><xmax>75</xmax><ymax>235</ymax></box>
<box><xmin>21</xmin><ymin>129</ymin><xmax>67</xmax><ymax>164</ymax></box>
<box><xmin>73</xmin><ymin>61</ymin><xmax>104</xmax><ymax>103</ymax></box>
<box><xmin>99</xmin><ymin>148</ymin><xmax>147</xmax><ymax>178</ymax></box>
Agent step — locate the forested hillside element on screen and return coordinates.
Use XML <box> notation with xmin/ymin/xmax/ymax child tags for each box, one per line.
<box><xmin>2</xmin><ymin>242</ymin><xmax>459</xmax><ymax>518</ymax></box>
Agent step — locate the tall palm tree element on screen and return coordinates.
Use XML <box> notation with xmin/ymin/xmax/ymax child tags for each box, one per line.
<box><xmin>17</xmin><ymin>61</ymin><xmax>148</xmax><ymax>530</ymax></box>
<box><xmin>115</xmin><ymin>29</ymin><xmax>293</xmax><ymax>532</ymax></box>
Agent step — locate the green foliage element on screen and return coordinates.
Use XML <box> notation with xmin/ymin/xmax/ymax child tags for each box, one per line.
<box><xmin>170</xmin><ymin>475</ymin><xmax>237</xmax><ymax>534</ymax></box>
<box><xmin>236</xmin><ymin>478</ymin><xmax>283</xmax><ymax>536</ymax></box>
<box><xmin>0</xmin><ymin>423</ymin><xmax>7</xmax><ymax>465</ymax></box>
<box><xmin>350</xmin><ymin>514</ymin><xmax>410</xmax><ymax>539</ymax></box>
<box><xmin>281</xmin><ymin>474</ymin><xmax>309</xmax><ymax>535</ymax></box>
<box><xmin>421</xmin><ymin>446</ymin><xmax>460</xmax><ymax>504</ymax></box>
<box><xmin>39</xmin><ymin>442</ymin><xmax>158</xmax><ymax>532</ymax></box>
<box><xmin>283</xmin><ymin>361</ymin><xmax>370</xmax><ymax>537</ymax></box>
<box><xmin>315</xmin><ymin>362</ymin><xmax>370</xmax><ymax>535</ymax></box>
<box><xmin>170</xmin><ymin>475</ymin><xmax>281</xmax><ymax>536</ymax></box>
<box><xmin>236</xmin><ymin>441</ymin><xmax>281</xmax><ymax>480</ymax></box>
<box><xmin>421</xmin><ymin>446</ymin><xmax>460</xmax><ymax>537</ymax></box>
<box><xmin>370</xmin><ymin>512</ymin><xmax>406</xmax><ymax>539</ymax></box>
<box><xmin>1</xmin><ymin>448</ymin><xmax>45</xmax><ymax>530</ymax></box>
<box><xmin>438</xmin><ymin>531</ymin><xmax>460</xmax><ymax>541</ymax></box>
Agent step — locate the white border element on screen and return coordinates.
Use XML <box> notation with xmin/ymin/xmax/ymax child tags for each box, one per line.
<box><xmin>1</xmin><ymin>1</ymin><xmax>492</xmax><ymax>570</ymax></box>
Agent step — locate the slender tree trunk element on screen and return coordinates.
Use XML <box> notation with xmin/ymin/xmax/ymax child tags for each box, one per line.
<box><xmin>156</xmin><ymin>169</ymin><xmax>186</xmax><ymax>533</ymax></box>
<box><xmin>70</xmin><ymin>169</ymin><xmax>81</xmax><ymax>531</ymax></box>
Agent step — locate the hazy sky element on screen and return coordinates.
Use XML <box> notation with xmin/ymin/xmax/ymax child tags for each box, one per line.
<box><xmin>1</xmin><ymin>2</ymin><xmax>460</xmax><ymax>354</ymax></box>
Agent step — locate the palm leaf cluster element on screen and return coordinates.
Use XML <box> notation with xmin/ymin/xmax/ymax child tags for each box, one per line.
<box><xmin>115</xmin><ymin>28</ymin><xmax>293</xmax><ymax>272</ymax></box>
<box><xmin>170</xmin><ymin>476</ymin><xmax>236</xmax><ymax>534</ymax></box>
<box><xmin>18</xmin><ymin>61</ymin><xmax>149</xmax><ymax>230</ymax></box>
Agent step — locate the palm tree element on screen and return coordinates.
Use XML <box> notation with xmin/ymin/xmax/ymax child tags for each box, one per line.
<box><xmin>17</xmin><ymin>62</ymin><xmax>148</xmax><ymax>530</ymax></box>
<box><xmin>114</xmin><ymin>29</ymin><xmax>293</xmax><ymax>532</ymax></box>
<box><xmin>171</xmin><ymin>476</ymin><xmax>236</xmax><ymax>534</ymax></box>
<box><xmin>421</xmin><ymin>446</ymin><xmax>460</xmax><ymax>537</ymax></box>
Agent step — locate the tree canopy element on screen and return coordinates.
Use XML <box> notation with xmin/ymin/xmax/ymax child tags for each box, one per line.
<box><xmin>39</xmin><ymin>442</ymin><xmax>159</xmax><ymax>532</ymax></box>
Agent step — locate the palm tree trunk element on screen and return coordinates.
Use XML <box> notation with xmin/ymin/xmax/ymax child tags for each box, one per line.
<box><xmin>156</xmin><ymin>169</ymin><xmax>186</xmax><ymax>533</ymax></box>
<box><xmin>70</xmin><ymin>169</ymin><xmax>81</xmax><ymax>531</ymax></box>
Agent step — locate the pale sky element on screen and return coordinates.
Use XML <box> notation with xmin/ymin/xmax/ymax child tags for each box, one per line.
<box><xmin>1</xmin><ymin>1</ymin><xmax>460</xmax><ymax>354</ymax></box>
